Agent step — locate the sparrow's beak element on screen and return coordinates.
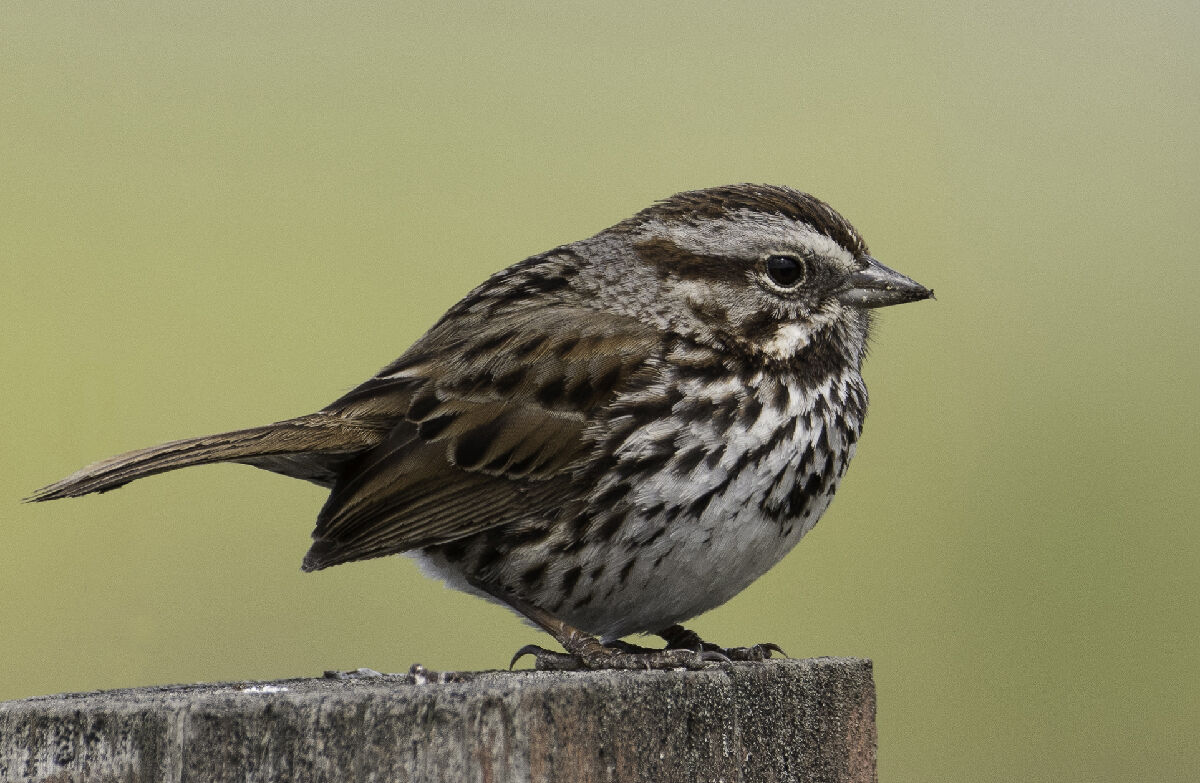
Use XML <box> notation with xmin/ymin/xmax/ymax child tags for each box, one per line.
<box><xmin>837</xmin><ymin>256</ymin><xmax>933</xmax><ymax>309</ymax></box>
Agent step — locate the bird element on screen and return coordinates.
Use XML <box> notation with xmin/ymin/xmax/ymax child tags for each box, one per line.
<box><xmin>30</xmin><ymin>184</ymin><xmax>932</xmax><ymax>670</ymax></box>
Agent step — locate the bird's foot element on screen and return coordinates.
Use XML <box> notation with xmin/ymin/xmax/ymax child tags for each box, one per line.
<box><xmin>509</xmin><ymin>637</ymin><xmax>727</xmax><ymax>671</ymax></box>
<box><xmin>657</xmin><ymin>624</ymin><xmax>787</xmax><ymax>662</ymax></box>
<box><xmin>478</xmin><ymin>579</ymin><xmax>744</xmax><ymax>670</ymax></box>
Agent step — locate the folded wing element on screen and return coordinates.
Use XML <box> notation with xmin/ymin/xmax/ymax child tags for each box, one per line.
<box><xmin>302</xmin><ymin>304</ymin><xmax>661</xmax><ymax>571</ymax></box>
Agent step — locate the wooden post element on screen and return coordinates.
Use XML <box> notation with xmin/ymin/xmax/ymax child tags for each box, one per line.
<box><xmin>0</xmin><ymin>658</ymin><xmax>875</xmax><ymax>782</ymax></box>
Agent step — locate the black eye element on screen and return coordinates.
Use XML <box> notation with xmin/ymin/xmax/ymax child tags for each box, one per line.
<box><xmin>765</xmin><ymin>255</ymin><xmax>806</xmax><ymax>288</ymax></box>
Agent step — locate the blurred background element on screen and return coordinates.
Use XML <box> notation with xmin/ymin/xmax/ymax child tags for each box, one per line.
<box><xmin>3</xmin><ymin>2</ymin><xmax>1197</xmax><ymax>780</ymax></box>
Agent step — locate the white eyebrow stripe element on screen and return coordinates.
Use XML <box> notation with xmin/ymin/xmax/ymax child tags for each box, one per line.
<box><xmin>640</xmin><ymin>212</ymin><xmax>859</xmax><ymax>269</ymax></box>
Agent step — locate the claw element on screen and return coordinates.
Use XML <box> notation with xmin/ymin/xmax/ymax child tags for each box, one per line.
<box><xmin>510</xmin><ymin>644</ymin><xmax>587</xmax><ymax>671</ymax></box>
<box><xmin>510</xmin><ymin>644</ymin><xmax>550</xmax><ymax>670</ymax></box>
<box><xmin>722</xmin><ymin>643</ymin><xmax>787</xmax><ymax>661</ymax></box>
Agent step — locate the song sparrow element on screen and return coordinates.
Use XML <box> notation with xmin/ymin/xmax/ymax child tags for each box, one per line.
<box><xmin>31</xmin><ymin>184</ymin><xmax>932</xmax><ymax>670</ymax></box>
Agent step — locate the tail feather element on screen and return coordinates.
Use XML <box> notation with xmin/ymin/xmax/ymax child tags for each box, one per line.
<box><xmin>28</xmin><ymin>414</ymin><xmax>387</xmax><ymax>502</ymax></box>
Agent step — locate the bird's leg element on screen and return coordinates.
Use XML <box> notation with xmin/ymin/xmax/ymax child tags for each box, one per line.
<box><xmin>657</xmin><ymin>624</ymin><xmax>787</xmax><ymax>662</ymax></box>
<box><xmin>470</xmin><ymin>579</ymin><xmax>720</xmax><ymax>670</ymax></box>
<box><xmin>509</xmin><ymin>602</ymin><xmax>719</xmax><ymax>671</ymax></box>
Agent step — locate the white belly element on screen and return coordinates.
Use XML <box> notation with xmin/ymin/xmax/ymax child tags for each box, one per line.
<box><xmin>565</xmin><ymin>370</ymin><xmax>862</xmax><ymax>640</ymax></box>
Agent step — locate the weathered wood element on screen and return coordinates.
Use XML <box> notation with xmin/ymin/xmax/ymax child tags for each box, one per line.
<box><xmin>0</xmin><ymin>658</ymin><xmax>875</xmax><ymax>783</ymax></box>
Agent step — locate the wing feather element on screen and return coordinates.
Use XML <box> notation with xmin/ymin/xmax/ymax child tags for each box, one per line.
<box><xmin>302</xmin><ymin>303</ymin><xmax>661</xmax><ymax>570</ymax></box>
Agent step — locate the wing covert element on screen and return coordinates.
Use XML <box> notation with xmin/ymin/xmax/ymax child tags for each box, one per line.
<box><xmin>303</xmin><ymin>304</ymin><xmax>662</xmax><ymax>570</ymax></box>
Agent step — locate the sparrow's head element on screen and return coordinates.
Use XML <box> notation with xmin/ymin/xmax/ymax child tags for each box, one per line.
<box><xmin>581</xmin><ymin>184</ymin><xmax>932</xmax><ymax>366</ymax></box>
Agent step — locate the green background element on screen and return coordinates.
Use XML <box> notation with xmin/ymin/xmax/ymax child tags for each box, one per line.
<box><xmin>3</xmin><ymin>2</ymin><xmax>1197</xmax><ymax>780</ymax></box>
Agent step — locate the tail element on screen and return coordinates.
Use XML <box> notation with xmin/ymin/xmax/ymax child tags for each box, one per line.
<box><xmin>28</xmin><ymin>413</ymin><xmax>388</xmax><ymax>502</ymax></box>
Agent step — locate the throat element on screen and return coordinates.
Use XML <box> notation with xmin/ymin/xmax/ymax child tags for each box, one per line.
<box><xmin>750</xmin><ymin>319</ymin><xmax>863</xmax><ymax>381</ymax></box>
<box><xmin>761</xmin><ymin>322</ymin><xmax>812</xmax><ymax>359</ymax></box>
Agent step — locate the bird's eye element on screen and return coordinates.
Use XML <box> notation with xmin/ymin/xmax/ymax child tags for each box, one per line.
<box><xmin>764</xmin><ymin>255</ymin><xmax>806</xmax><ymax>288</ymax></box>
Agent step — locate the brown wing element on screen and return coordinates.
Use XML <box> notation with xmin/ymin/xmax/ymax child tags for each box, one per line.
<box><xmin>301</xmin><ymin>303</ymin><xmax>662</xmax><ymax>571</ymax></box>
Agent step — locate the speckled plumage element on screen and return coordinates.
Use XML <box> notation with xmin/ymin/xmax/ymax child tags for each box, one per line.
<box><xmin>31</xmin><ymin>184</ymin><xmax>931</xmax><ymax>669</ymax></box>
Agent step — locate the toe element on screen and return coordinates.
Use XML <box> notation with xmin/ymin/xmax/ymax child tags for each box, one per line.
<box><xmin>759</xmin><ymin>642</ymin><xmax>787</xmax><ymax>658</ymax></box>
